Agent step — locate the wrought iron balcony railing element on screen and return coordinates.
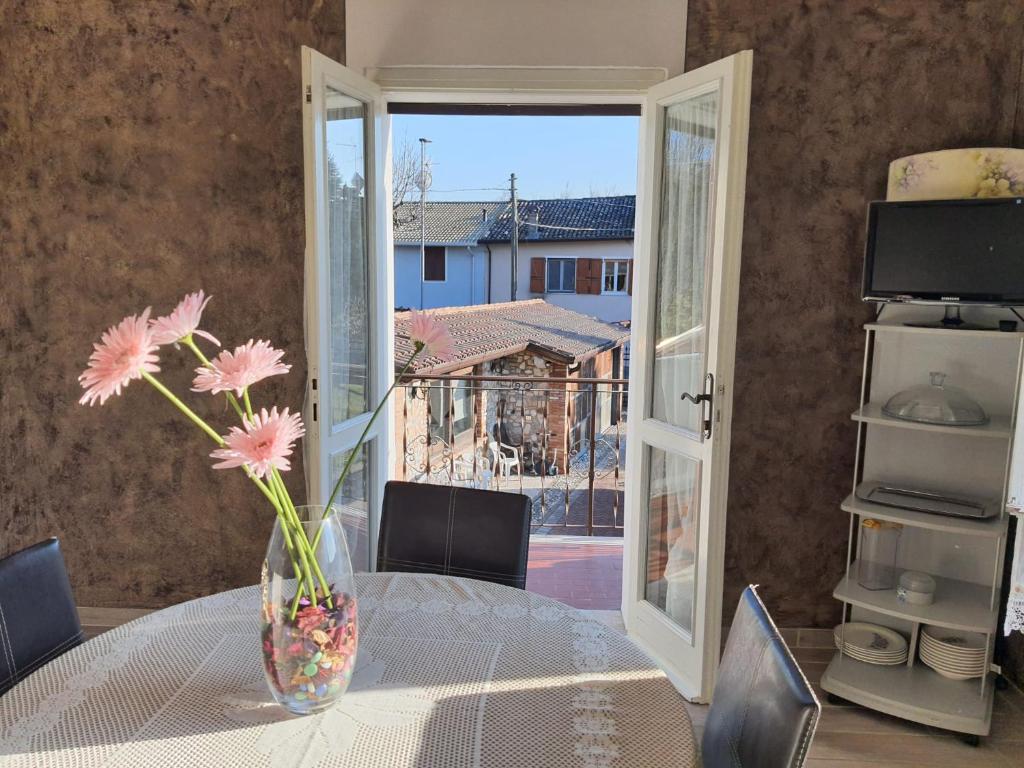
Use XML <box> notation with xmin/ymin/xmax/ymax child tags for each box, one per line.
<box><xmin>395</xmin><ymin>373</ymin><xmax>628</xmax><ymax>536</ymax></box>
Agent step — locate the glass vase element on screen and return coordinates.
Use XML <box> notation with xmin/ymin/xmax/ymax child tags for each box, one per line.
<box><xmin>260</xmin><ymin>506</ymin><xmax>358</xmax><ymax>715</ymax></box>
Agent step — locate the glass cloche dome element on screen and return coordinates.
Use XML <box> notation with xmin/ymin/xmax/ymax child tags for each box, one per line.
<box><xmin>882</xmin><ymin>372</ymin><xmax>988</xmax><ymax>426</ymax></box>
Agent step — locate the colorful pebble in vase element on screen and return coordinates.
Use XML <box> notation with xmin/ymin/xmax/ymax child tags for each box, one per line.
<box><xmin>261</xmin><ymin>590</ymin><xmax>358</xmax><ymax>714</ymax></box>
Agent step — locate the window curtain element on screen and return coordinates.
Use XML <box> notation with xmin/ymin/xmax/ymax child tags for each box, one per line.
<box><xmin>650</xmin><ymin>91</ymin><xmax>719</xmax><ymax>432</ymax></box>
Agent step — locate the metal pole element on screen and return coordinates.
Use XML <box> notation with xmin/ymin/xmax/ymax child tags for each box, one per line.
<box><xmin>587</xmin><ymin>382</ymin><xmax>597</xmax><ymax>536</ymax></box>
<box><xmin>510</xmin><ymin>173</ymin><xmax>519</xmax><ymax>302</ymax></box>
<box><xmin>419</xmin><ymin>138</ymin><xmax>431</xmax><ymax>309</ymax></box>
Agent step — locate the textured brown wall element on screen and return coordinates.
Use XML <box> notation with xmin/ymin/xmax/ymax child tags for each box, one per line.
<box><xmin>685</xmin><ymin>0</ymin><xmax>1024</xmax><ymax>673</ymax></box>
<box><xmin>4</xmin><ymin>0</ymin><xmax>1024</xmax><ymax>678</ymax></box>
<box><xmin>0</xmin><ymin>1</ymin><xmax>344</xmax><ymax>606</ymax></box>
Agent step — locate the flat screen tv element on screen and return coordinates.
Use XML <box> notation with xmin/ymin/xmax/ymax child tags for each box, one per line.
<box><xmin>862</xmin><ymin>197</ymin><xmax>1024</xmax><ymax>306</ymax></box>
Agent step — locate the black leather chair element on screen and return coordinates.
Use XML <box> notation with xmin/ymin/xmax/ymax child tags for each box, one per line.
<box><xmin>377</xmin><ymin>481</ymin><xmax>531</xmax><ymax>589</ymax></box>
<box><xmin>0</xmin><ymin>538</ymin><xmax>84</xmax><ymax>696</ymax></box>
<box><xmin>702</xmin><ymin>585</ymin><xmax>820</xmax><ymax>768</ymax></box>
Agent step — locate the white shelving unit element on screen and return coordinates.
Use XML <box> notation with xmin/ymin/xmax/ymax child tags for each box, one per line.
<box><xmin>821</xmin><ymin>313</ymin><xmax>1022</xmax><ymax>742</ymax></box>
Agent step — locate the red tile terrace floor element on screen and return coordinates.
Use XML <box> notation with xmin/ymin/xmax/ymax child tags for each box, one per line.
<box><xmin>526</xmin><ymin>535</ymin><xmax>623</xmax><ymax>610</ymax></box>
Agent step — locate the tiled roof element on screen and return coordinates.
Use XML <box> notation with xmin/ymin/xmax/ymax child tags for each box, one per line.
<box><xmin>393</xmin><ymin>201</ymin><xmax>509</xmax><ymax>245</ymax></box>
<box><xmin>481</xmin><ymin>196</ymin><xmax>635</xmax><ymax>243</ymax></box>
<box><xmin>394</xmin><ymin>299</ymin><xmax>630</xmax><ymax>375</ymax></box>
<box><xmin>392</xmin><ymin>196</ymin><xmax>635</xmax><ymax>245</ymax></box>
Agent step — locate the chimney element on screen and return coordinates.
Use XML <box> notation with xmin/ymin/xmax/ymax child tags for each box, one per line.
<box><xmin>526</xmin><ymin>209</ymin><xmax>540</xmax><ymax>239</ymax></box>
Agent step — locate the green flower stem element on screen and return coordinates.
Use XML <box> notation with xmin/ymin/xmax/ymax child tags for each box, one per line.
<box><xmin>274</xmin><ymin>494</ymin><xmax>309</xmax><ymax>604</ymax></box>
<box><xmin>314</xmin><ymin>348</ymin><xmax>422</xmax><ymax>554</ymax></box>
<box><xmin>272</xmin><ymin>469</ymin><xmax>334</xmax><ymax>615</ymax></box>
<box><xmin>270</xmin><ymin>498</ymin><xmax>305</xmax><ymax>596</ymax></box>
<box><xmin>182</xmin><ymin>336</ymin><xmax>245</xmax><ymax>421</ymax></box>
<box><xmin>249</xmin><ymin>473</ymin><xmax>283</xmax><ymax>511</ymax></box>
<box><xmin>270</xmin><ymin>472</ymin><xmax>316</xmax><ymax>612</ymax></box>
<box><xmin>142</xmin><ymin>370</ymin><xmax>277</xmax><ymax>509</ymax></box>
<box><xmin>142</xmin><ymin>369</ymin><xmax>305</xmax><ymax>595</ymax></box>
<box><xmin>243</xmin><ymin>388</ymin><xmax>254</xmax><ymax>419</ymax></box>
<box><xmin>142</xmin><ymin>371</ymin><xmax>224</xmax><ymax>445</ymax></box>
<box><xmin>260</xmin><ymin>475</ymin><xmax>306</xmax><ymax>602</ymax></box>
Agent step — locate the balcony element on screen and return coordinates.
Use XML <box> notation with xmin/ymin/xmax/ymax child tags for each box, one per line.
<box><xmin>395</xmin><ymin>372</ymin><xmax>627</xmax><ymax>608</ymax></box>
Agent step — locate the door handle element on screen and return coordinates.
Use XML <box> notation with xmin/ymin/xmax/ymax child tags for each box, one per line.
<box><xmin>680</xmin><ymin>373</ymin><xmax>714</xmax><ymax>439</ymax></box>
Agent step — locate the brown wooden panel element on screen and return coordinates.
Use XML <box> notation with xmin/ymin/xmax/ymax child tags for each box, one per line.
<box><xmin>530</xmin><ymin>257</ymin><xmax>545</xmax><ymax>293</ymax></box>
<box><xmin>586</xmin><ymin>258</ymin><xmax>603</xmax><ymax>294</ymax></box>
<box><xmin>575</xmin><ymin>258</ymin><xmax>590</xmax><ymax>294</ymax></box>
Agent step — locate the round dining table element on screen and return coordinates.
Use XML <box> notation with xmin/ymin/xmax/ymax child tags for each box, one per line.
<box><xmin>0</xmin><ymin>572</ymin><xmax>695</xmax><ymax>767</ymax></box>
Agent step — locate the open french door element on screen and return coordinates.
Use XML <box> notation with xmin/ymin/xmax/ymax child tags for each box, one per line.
<box><xmin>301</xmin><ymin>47</ymin><xmax>394</xmax><ymax>574</ymax></box>
<box><xmin>623</xmin><ymin>51</ymin><xmax>752</xmax><ymax>701</ymax></box>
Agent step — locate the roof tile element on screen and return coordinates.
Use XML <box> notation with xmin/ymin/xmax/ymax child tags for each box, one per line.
<box><xmin>394</xmin><ymin>300</ymin><xmax>630</xmax><ymax>375</ymax></box>
<box><xmin>393</xmin><ymin>196</ymin><xmax>635</xmax><ymax>245</ymax></box>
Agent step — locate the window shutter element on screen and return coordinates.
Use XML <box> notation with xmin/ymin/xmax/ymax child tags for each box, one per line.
<box><xmin>529</xmin><ymin>257</ymin><xmax>545</xmax><ymax>293</ymax></box>
<box><xmin>627</xmin><ymin>260</ymin><xmax>633</xmax><ymax>295</ymax></box>
<box><xmin>575</xmin><ymin>258</ymin><xmax>590</xmax><ymax>294</ymax></box>
<box><xmin>586</xmin><ymin>259</ymin><xmax>603</xmax><ymax>294</ymax></box>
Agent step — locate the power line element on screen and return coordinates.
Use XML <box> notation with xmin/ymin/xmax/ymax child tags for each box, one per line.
<box><xmin>423</xmin><ymin>186</ymin><xmax>509</xmax><ymax>193</ymax></box>
<box><xmin>527</xmin><ymin>222</ymin><xmax>633</xmax><ymax>233</ymax></box>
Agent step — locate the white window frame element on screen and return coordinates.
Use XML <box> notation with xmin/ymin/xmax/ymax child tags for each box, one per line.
<box><xmin>302</xmin><ymin>47</ymin><xmax>394</xmax><ymax>572</ymax></box>
<box><xmin>545</xmin><ymin>256</ymin><xmax>577</xmax><ymax>293</ymax></box>
<box><xmin>422</xmin><ymin>245</ymin><xmax>447</xmax><ymax>283</ymax></box>
<box><xmin>602</xmin><ymin>258</ymin><xmax>631</xmax><ymax>295</ymax></box>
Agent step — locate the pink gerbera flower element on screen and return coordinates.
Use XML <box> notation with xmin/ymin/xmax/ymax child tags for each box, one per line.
<box><xmin>150</xmin><ymin>290</ymin><xmax>220</xmax><ymax>346</ymax></box>
<box><xmin>78</xmin><ymin>308</ymin><xmax>160</xmax><ymax>406</ymax></box>
<box><xmin>210</xmin><ymin>407</ymin><xmax>305</xmax><ymax>478</ymax></box>
<box><xmin>408</xmin><ymin>309</ymin><xmax>456</xmax><ymax>361</ymax></box>
<box><xmin>192</xmin><ymin>339</ymin><xmax>290</xmax><ymax>396</ymax></box>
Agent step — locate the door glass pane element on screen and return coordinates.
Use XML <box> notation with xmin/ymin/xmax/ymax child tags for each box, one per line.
<box><xmin>330</xmin><ymin>440</ymin><xmax>372</xmax><ymax>573</ymax></box>
<box><xmin>325</xmin><ymin>87</ymin><xmax>370</xmax><ymax>427</ymax></box>
<box><xmin>644</xmin><ymin>446</ymin><xmax>701</xmax><ymax>639</ymax></box>
<box><xmin>649</xmin><ymin>91</ymin><xmax>719</xmax><ymax>432</ymax></box>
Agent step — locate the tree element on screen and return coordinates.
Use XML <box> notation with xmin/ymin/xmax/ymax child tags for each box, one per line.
<box><xmin>392</xmin><ymin>137</ymin><xmax>430</xmax><ymax>226</ymax></box>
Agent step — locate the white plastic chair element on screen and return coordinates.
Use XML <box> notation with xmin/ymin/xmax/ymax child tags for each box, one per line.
<box><xmin>488</xmin><ymin>439</ymin><xmax>522</xmax><ymax>478</ymax></box>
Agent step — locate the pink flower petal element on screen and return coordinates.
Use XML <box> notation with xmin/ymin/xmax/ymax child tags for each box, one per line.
<box><xmin>408</xmin><ymin>310</ymin><xmax>456</xmax><ymax>362</ymax></box>
<box><xmin>150</xmin><ymin>290</ymin><xmax>219</xmax><ymax>346</ymax></box>
<box><xmin>210</xmin><ymin>407</ymin><xmax>305</xmax><ymax>478</ymax></box>
<box><xmin>193</xmin><ymin>340</ymin><xmax>290</xmax><ymax>397</ymax></box>
<box><xmin>78</xmin><ymin>308</ymin><xmax>160</xmax><ymax>406</ymax></box>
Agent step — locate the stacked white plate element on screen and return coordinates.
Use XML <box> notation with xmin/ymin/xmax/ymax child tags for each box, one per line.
<box><xmin>833</xmin><ymin>622</ymin><xmax>908</xmax><ymax>665</ymax></box>
<box><xmin>919</xmin><ymin>626</ymin><xmax>987</xmax><ymax>680</ymax></box>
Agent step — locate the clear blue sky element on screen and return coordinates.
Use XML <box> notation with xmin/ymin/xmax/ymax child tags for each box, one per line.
<box><xmin>391</xmin><ymin>114</ymin><xmax>639</xmax><ymax>202</ymax></box>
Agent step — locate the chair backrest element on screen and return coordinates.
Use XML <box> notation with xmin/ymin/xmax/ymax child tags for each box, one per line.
<box><xmin>377</xmin><ymin>481</ymin><xmax>531</xmax><ymax>589</ymax></box>
<box><xmin>0</xmin><ymin>538</ymin><xmax>83</xmax><ymax>696</ymax></box>
<box><xmin>702</xmin><ymin>586</ymin><xmax>820</xmax><ymax>768</ymax></box>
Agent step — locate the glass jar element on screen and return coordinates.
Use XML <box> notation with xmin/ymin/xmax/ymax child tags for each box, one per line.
<box><xmin>260</xmin><ymin>506</ymin><xmax>358</xmax><ymax>715</ymax></box>
<box><xmin>857</xmin><ymin>519</ymin><xmax>902</xmax><ymax>591</ymax></box>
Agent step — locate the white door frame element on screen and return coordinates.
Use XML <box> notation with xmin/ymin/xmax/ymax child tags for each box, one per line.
<box><xmin>621</xmin><ymin>51</ymin><xmax>752</xmax><ymax>701</ymax></box>
<box><xmin>302</xmin><ymin>47</ymin><xmax>394</xmax><ymax>570</ymax></box>
<box><xmin>304</xmin><ymin>61</ymin><xmax>748</xmax><ymax>698</ymax></box>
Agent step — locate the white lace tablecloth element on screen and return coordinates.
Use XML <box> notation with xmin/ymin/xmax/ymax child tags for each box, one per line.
<box><xmin>0</xmin><ymin>573</ymin><xmax>694</xmax><ymax>767</ymax></box>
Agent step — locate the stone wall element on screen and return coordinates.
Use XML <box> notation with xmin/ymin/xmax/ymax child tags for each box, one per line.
<box><xmin>0</xmin><ymin>1</ymin><xmax>345</xmax><ymax>607</ymax></box>
<box><xmin>482</xmin><ymin>354</ymin><xmax>559</xmax><ymax>463</ymax></box>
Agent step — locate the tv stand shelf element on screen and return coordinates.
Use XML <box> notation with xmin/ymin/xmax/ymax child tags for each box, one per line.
<box><xmin>834</xmin><ymin>562</ymin><xmax>998</xmax><ymax>633</ymax></box>
<box><xmin>841</xmin><ymin>492</ymin><xmax>1006</xmax><ymax>539</ymax></box>
<box><xmin>866</xmin><ymin>321</ymin><xmax>1024</xmax><ymax>341</ymax></box>
<box><xmin>821</xmin><ymin>656</ymin><xmax>996</xmax><ymax>737</ymax></box>
<box><xmin>821</xmin><ymin>317</ymin><xmax>1020</xmax><ymax>741</ymax></box>
<box><xmin>850</xmin><ymin>403</ymin><xmax>1011</xmax><ymax>439</ymax></box>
